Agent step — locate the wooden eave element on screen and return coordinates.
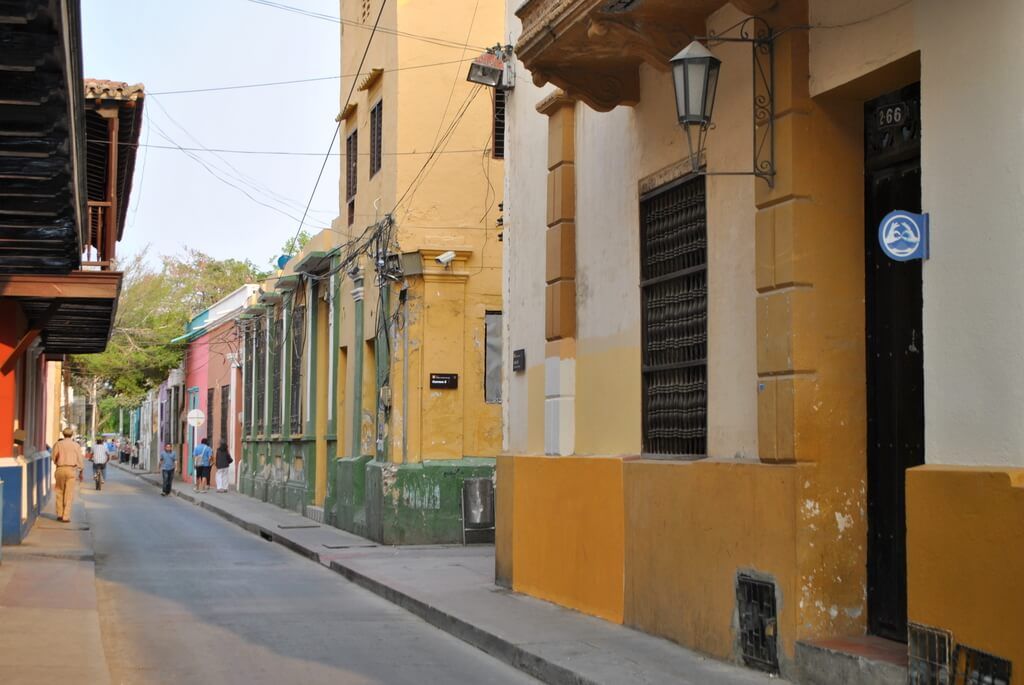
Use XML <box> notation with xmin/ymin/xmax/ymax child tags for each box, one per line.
<box><xmin>0</xmin><ymin>270</ymin><xmax>123</xmax><ymax>354</ymax></box>
<box><xmin>514</xmin><ymin>0</ymin><xmax>776</xmax><ymax>112</ymax></box>
<box><xmin>0</xmin><ymin>0</ymin><xmax>88</xmax><ymax>273</ymax></box>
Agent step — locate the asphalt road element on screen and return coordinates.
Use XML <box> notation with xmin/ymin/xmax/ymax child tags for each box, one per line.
<box><xmin>82</xmin><ymin>467</ymin><xmax>536</xmax><ymax>685</ymax></box>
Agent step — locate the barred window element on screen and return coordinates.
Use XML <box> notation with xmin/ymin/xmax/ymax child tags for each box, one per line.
<box><xmin>290</xmin><ymin>305</ymin><xmax>305</xmax><ymax>435</ymax></box>
<box><xmin>271</xmin><ymin>313</ymin><xmax>283</xmax><ymax>434</ymax></box>
<box><xmin>346</xmin><ymin>130</ymin><xmax>358</xmax><ymax>226</ymax></box>
<box><xmin>243</xmin><ymin>331</ymin><xmax>253</xmax><ymax>432</ymax></box>
<box><xmin>640</xmin><ymin>176</ymin><xmax>707</xmax><ymax>458</ymax></box>
<box><xmin>254</xmin><ymin>319</ymin><xmax>266</xmax><ymax>433</ymax></box>
<box><xmin>206</xmin><ymin>386</ymin><xmax>214</xmax><ymax>442</ymax></box>
<box><xmin>369</xmin><ymin>100</ymin><xmax>382</xmax><ymax>177</ymax></box>
<box><xmin>492</xmin><ymin>89</ymin><xmax>505</xmax><ymax>160</ymax></box>
<box><xmin>220</xmin><ymin>384</ymin><xmax>230</xmax><ymax>448</ymax></box>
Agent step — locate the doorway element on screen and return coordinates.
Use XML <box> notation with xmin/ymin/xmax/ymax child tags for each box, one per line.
<box><xmin>864</xmin><ymin>82</ymin><xmax>923</xmax><ymax>641</ymax></box>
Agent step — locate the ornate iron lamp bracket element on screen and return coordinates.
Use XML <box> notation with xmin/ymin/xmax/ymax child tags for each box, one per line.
<box><xmin>696</xmin><ymin>16</ymin><xmax>776</xmax><ymax>188</ymax></box>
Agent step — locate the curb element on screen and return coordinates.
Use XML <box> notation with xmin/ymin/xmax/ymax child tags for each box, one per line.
<box><xmin>114</xmin><ymin>463</ymin><xmax>592</xmax><ymax>685</ymax></box>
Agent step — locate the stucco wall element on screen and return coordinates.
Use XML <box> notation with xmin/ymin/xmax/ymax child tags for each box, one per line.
<box><xmin>809</xmin><ymin>0</ymin><xmax>1024</xmax><ymax>466</ymax></box>
<box><xmin>503</xmin><ymin>8</ymin><xmax>552</xmax><ymax>456</ymax></box>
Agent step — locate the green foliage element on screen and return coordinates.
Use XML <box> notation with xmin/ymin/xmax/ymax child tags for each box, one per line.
<box><xmin>275</xmin><ymin>229</ymin><xmax>312</xmax><ymax>268</ymax></box>
<box><xmin>70</xmin><ymin>247</ymin><xmax>265</xmax><ymax>409</ymax></box>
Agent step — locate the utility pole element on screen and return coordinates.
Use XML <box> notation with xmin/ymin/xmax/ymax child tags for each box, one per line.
<box><xmin>89</xmin><ymin>376</ymin><xmax>98</xmax><ymax>440</ymax></box>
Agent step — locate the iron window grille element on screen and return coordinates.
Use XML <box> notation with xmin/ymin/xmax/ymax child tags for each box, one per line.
<box><xmin>369</xmin><ymin>100</ymin><xmax>382</xmax><ymax>177</ymax></box>
<box><xmin>640</xmin><ymin>175</ymin><xmax>708</xmax><ymax>458</ymax></box>
<box><xmin>206</xmin><ymin>387</ymin><xmax>214</xmax><ymax>442</ymax></box>
<box><xmin>290</xmin><ymin>305</ymin><xmax>305</xmax><ymax>435</ymax></box>
<box><xmin>736</xmin><ymin>574</ymin><xmax>779</xmax><ymax>673</ymax></box>
<box><xmin>346</xmin><ymin>130</ymin><xmax>358</xmax><ymax>226</ymax></box>
<box><xmin>220</xmin><ymin>384</ymin><xmax>229</xmax><ymax>448</ymax></box>
<box><xmin>243</xmin><ymin>331</ymin><xmax>253</xmax><ymax>432</ymax></box>
<box><xmin>270</xmin><ymin>314</ymin><xmax>283</xmax><ymax>434</ymax></box>
<box><xmin>254</xmin><ymin>319</ymin><xmax>266</xmax><ymax>433</ymax></box>
<box><xmin>908</xmin><ymin>622</ymin><xmax>951</xmax><ymax>685</ymax></box>
<box><xmin>492</xmin><ymin>89</ymin><xmax>506</xmax><ymax>160</ymax></box>
<box><xmin>951</xmin><ymin>644</ymin><xmax>1011</xmax><ymax>685</ymax></box>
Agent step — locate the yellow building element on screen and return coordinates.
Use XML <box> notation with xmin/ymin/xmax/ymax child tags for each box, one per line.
<box><xmin>241</xmin><ymin>0</ymin><xmax>505</xmax><ymax>545</ymax></box>
<box><xmin>500</xmin><ymin>0</ymin><xmax>1024</xmax><ymax>681</ymax></box>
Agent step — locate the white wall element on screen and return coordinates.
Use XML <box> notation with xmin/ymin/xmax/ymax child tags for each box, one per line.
<box><xmin>919</xmin><ymin>0</ymin><xmax>1024</xmax><ymax>466</ymax></box>
<box><xmin>503</xmin><ymin>6</ymin><xmax>552</xmax><ymax>454</ymax></box>
<box><xmin>810</xmin><ymin>0</ymin><xmax>1024</xmax><ymax>466</ymax></box>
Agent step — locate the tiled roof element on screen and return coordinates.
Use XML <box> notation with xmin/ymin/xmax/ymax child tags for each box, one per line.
<box><xmin>84</xmin><ymin>79</ymin><xmax>145</xmax><ymax>101</ymax></box>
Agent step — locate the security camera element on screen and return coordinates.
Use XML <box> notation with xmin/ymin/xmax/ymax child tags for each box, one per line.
<box><xmin>435</xmin><ymin>250</ymin><xmax>456</xmax><ymax>266</ymax></box>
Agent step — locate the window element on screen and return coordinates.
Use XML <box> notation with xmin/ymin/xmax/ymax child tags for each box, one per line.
<box><xmin>206</xmin><ymin>387</ymin><xmax>214</xmax><ymax>442</ymax></box>
<box><xmin>243</xmin><ymin>331</ymin><xmax>252</xmax><ymax>432</ymax></box>
<box><xmin>484</xmin><ymin>312</ymin><xmax>502</xmax><ymax>403</ymax></box>
<box><xmin>271</xmin><ymin>312</ymin><xmax>283</xmax><ymax>434</ymax></box>
<box><xmin>492</xmin><ymin>89</ymin><xmax>506</xmax><ymax>160</ymax></box>
<box><xmin>254</xmin><ymin>319</ymin><xmax>266</xmax><ymax>433</ymax></box>
<box><xmin>640</xmin><ymin>176</ymin><xmax>707</xmax><ymax>457</ymax></box>
<box><xmin>369</xmin><ymin>100</ymin><xmax>382</xmax><ymax>177</ymax></box>
<box><xmin>220</xmin><ymin>384</ymin><xmax>230</xmax><ymax>448</ymax></box>
<box><xmin>290</xmin><ymin>304</ymin><xmax>305</xmax><ymax>435</ymax></box>
<box><xmin>346</xmin><ymin>130</ymin><xmax>358</xmax><ymax>226</ymax></box>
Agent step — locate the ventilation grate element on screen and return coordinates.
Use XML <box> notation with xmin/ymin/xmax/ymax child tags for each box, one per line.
<box><xmin>736</xmin><ymin>574</ymin><xmax>779</xmax><ymax>673</ymax></box>
<box><xmin>908</xmin><ymin>623</ymin><xmax>951</xmax><ymax>685</ymax></box>
<box><xmin>952</xmin><ymin>644</ymin><xmax>1011</xmax><ymax>685</ymax></box>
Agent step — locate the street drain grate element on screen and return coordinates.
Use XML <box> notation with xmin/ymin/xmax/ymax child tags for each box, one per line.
<box><xmin>952</xmin><ymin>644</ymin><xmax>1011</xmax><ymax>685</ymax></box>
<box><xmin>322</xmin><ymin>543</ymin><xmax>378</xmax><ymax>549</ymax></box>
<box><xmin>277</xmin><ymin>524</ymin><xmax>320</xmax><ymax>529</ymax></box>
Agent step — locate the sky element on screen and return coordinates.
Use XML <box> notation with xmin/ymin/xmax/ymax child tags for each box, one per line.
<box><xmin>82</xmin><ymin>0</ymin><xmax>342</xmax><ymax>269</ymax></box>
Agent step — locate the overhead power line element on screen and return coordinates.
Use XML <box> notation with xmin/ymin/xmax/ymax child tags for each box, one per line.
<box><xmin>244</xmin><ymin>0</ymin><xmax>489</xmax><ymax>52</ymax></box>
<box><xmin>88</xmin><ymin>139</ymin><xmax>489</xmax><ymax>158</ymax></box>
<box><xmin>148</xmin><ymin>57</ymin><xmax>474</xmax><ymax>95</ymax></box>
<box><xmin>288</xmin><ymin>0</ymin><xmax>390</xmax><ymax>251</ymax></box>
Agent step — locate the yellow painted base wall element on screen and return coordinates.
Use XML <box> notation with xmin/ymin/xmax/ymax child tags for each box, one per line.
<box><xmin>625</xmin><ymin>459</ymin><xmax>800</xmax><ymax>662</ymax></box>
<box><xmin>510</xmin><ymin>455</ymin><xmax>626</xmax><ymax>623</ymax></box>
<box><xmin>907</xmin><ymin>465</ymin><xmax>1024</xmax><ymax>670</ymax></box>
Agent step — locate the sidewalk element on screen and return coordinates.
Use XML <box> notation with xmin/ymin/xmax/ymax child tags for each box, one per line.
<box><xmin>121</xmin><ymin>464</ymin><xmax>786</xmax><ymax>685</ymax></box>
<box><xmin>0</xmin><ymin>484</ymin><xmax>111</xmax><ymax>685</ymax></box>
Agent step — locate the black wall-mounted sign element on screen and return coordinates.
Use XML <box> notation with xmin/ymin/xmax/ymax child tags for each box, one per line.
<box><xmin>430</xmin><ymin>373</ymin><xmax>459</xmax><ymax>389</ymax></box>
<box><xmin>512</xmin><ymin>349</ymin><xmax>526</xmax><ymax>373</ymax></box>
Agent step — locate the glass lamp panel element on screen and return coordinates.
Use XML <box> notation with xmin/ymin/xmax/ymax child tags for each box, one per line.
<box><xmin>672</xmin><ymin>61</ymin><xmax>688</xmax><ymax>123</ymax></box>
<box><xmin>685</xmin><ymin>58</ymin><xmax>708</xmax><ymax>120</ymax></box>
<box><xmin>703</xmin><ymin>61</ymin><xmax>720</xmax><ymax>120</ymax></box>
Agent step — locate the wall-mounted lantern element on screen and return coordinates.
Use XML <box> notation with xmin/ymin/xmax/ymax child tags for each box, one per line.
<box><xmin>670</xmin><ymin>17</ymin><xmax>776</xmax><ymax>187</ymax></box>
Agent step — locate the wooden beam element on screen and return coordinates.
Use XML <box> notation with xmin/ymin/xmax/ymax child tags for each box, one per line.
<box><xmin>0</xmin><ymin>327</ymin><xmax>39</xmax><ymax>374</ymax></box>
<box><xmin>0</xmin><ymin>270</ymin><xmax>121</xmax><ymax>299</ymax></box>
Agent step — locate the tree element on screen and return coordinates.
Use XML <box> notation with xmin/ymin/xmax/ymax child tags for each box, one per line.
<box><xmin>273</xmin><ymin>229</ymin><xmax>312</xmax><ymax>269</ymax></box>
<box><xmin>70</xmin><ymin>247</ymin><xmax>265</xmax><ymax>421</ymax></box>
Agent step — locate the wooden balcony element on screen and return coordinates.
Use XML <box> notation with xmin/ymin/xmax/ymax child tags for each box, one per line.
<box><xmin>515</xmin><ymin>0</ymin><xmax>777</xmax><ymax>111</ymax></box>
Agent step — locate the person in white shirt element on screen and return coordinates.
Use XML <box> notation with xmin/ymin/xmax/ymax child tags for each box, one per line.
<box><xmin>91</xmin><ymin>437</ymin><xmax>110</xmax><ymax>484</ymax></box>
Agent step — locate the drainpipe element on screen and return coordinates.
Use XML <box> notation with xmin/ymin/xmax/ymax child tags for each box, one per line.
<box><xmin>349</xmin><ymin>268</ymin><xmax>365</xmax><ymax>460</ymax></box>
<box><xmin>375</xmin><ymin>282</ymin><xmax>390</xmax><ymax>462</ymax></box>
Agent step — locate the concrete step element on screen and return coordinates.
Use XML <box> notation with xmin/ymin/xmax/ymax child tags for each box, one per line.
<box><xmin>796</xmin><ymin>636</ymin><xmax>907</xmax><ymax>685</ymax></box>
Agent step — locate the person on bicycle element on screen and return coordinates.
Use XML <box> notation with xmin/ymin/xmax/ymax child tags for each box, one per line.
<box><xmin>91</xmin><ymin>436</ymin><xmax>110</xmax><ymax>485</ymax></box>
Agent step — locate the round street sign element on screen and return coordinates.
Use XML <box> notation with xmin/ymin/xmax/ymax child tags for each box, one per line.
<box><xmin>187</xmin><ymin>409</ymin><xmax>205</xmax><ymax>428</ymax></box>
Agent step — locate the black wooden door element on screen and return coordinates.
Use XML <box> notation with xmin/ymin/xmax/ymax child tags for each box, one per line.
<box><xmin>864</xmin><ymin>83</ymin><xmax>923</xmax><ymax>642</ymax></box>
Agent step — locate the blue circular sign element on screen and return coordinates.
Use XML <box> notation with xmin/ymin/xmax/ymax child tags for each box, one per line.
<box><xmin>878</xmin><ymin>210</ymin><xmax>928</xmax><ymax>261</ymax></box>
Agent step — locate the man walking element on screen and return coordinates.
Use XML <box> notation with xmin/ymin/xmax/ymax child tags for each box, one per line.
<box><xmin>91</xmin><ymin>435</ymin><xmax>109</xmax><ymax>485</ymax></box>
<box><xmin>160</xmin><ymin>443</ymin><xmax>177</xmax><ymax>496</ymax></box>
<box><xmin>51</xmin><ymin>428</ymin><xmax>84</xmax><ymax>522</ymax></box>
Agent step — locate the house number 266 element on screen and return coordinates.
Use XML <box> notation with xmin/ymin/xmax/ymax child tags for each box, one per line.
<box><xmin>877</xmin><ymin>103</ymin><xmax>908</xmax><ymax>128</ymax></box>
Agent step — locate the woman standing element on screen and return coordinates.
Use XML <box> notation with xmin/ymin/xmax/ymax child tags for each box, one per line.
<box><xmin>214</xmin><ymin>441</ymin><xmax>233</xmax><ymax>493</ymax></box>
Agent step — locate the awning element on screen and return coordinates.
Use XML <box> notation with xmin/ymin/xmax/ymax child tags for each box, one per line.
<box><xmin>292</xmin><ymin>250</ymin><xmax>333</xmax><ymax>275</ymax></box>
<box><xmin>274</xmin><ymin>274</ymin><xmax>300</xmax><ymax>292</ymax></box>
<box><xmin>0</xmin><ymin>271</ymin><xmax>122</xmax><ymax>354</ymax></box>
